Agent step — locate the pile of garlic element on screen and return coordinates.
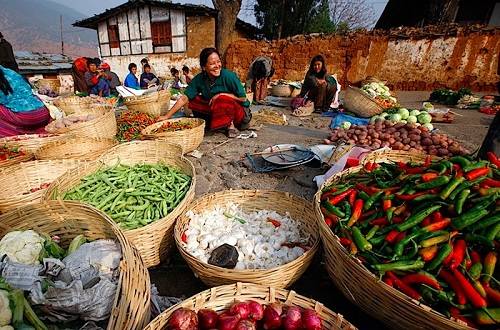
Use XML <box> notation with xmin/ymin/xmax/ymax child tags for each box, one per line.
<box><xmin>183</xmin><ymin>203</ymin><xmax>309</xmax><ymax>270</ymax></box>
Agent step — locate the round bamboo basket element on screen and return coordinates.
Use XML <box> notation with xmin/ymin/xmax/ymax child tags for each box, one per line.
<box><xmin>0</xmin><ymin>201</ymin><xmax>151</xmax><ymax>330</ymax></box>
<box><xmin>361</xmin><ymin>149</ymin><xmax>439</xmax><ymax>165</ymax></box>
<box><xmin>313</xmin><ymin>152</ymin><xmax>471</xmax><ymax>329</ymax></box>
<box><xmin>35</xmin><ymin>137</ymin><xmax>117</xmax><ymax>161</ymax></box>
<box><xmin>175</xmin><ymin>190</ymin><xmax>319</xmax><ymax>288</ymax></box>
<box><xmin>141</xmin><ymin>118</ymin><xmax>205</xmax><ymax>153</ymax></box>
<box><xmin>43</xmin><ymin>140</ymin><xmax>196</xmax><ymax>268</ymax></box>
<box><xmin>271</xmin><ymin>84</ymin><xmax>292</xmax><ymax>97</ymax></box>
<box><xmin>0</xmin><ymin>147</ymin><xmax>33</xmax><ymax>169</ymax></box>
<box><xmin>38</xmin><ymin>78</ymin><xmax>60</xmax><ymax>92</ymax></box>
<box><xmin>0</xmin><ymin>133</ymin><xmax>66</xmax><ymax>153</ymax></box>
<box><xmin>144</xmin><ymin>282</ymin><xmax>356</xmax><ymax>330</ymax></box>
<box><xmin>45</xmin><ymin>107</ymin><xmax>117</xmax><ymax>139</ymax></box>
<box><xmin>54</xmin><ymin>96</ymin><xmax>96</xmax><ymax>115</ymax></box>
<box><xmin>343</xmin><ymin>86</ymin><xmax>384</xmax><ymax>118</ymax></box>
<box><xmin>69</xmin><ymin>103</ymin><xmax>114</xmax><ymax>116</ymax></box>
<box><xmin>0</xmin><ymin>159</ymin><xmax>84</xmax><ymax>212</ymax></box>
<box><xmin>124</xmin><ymin>90</ymin><xmax>170</xmax><ymax>116</ymax></box>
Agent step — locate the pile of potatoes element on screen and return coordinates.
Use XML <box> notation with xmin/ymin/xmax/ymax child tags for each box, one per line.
<box><xmin>45</xmin><ymin>114</ymin><xmax>97</xmax><ymax>133</ymax></box>
<box><xmin>327</xmin><ymin>119</ymin><xmax>469</xmax><ymax>156</ymax></box>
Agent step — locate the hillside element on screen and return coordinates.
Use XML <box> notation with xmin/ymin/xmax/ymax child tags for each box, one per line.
<box><xmin>0</xmin><ymin>0</ymin><xmax>98</xmax><ymax>58</ymax></box>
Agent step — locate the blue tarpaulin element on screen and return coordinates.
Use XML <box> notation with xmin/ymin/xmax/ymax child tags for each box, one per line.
<box><xmin>328</xmin><ymin>112</ymin><xmax>370</xmax><ymax>129</ymax></box>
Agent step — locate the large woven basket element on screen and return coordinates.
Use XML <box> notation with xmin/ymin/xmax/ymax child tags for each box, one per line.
<box><xmin>313</xmin><ymin>151</ymin><xmax>471</xmax><ymax>329</ymax></box>
<box><xmin>175</xmin><ymin>190</ymin><xmax>319</xmax><ymax>288</ymax></box>
<box><xmin>0</xmin><ymin>134</ymin><xmax>66</xmax><ymax>153</ymax></box>
<box><xmin>144</xmin><ymin>282</ymin><xmax>356</xmax><ymax>330</ymax></box>
<box><xmin>361</xmin><ymin>149</ymin><xmax>438</xmax><ymax>165</ymax></box>
<box><xmin>343</xmin><ymin>86</ymin><xmax>384</xmax><ymax>118</ymax></box>
<box><xmin>54</xmin><ymin>96</ymin><xmax>96</xmax><ymax>115</ymax></box>
<box><xmin>271</xmin><ymin>84</ymin><xmax>292</xmax><ymax>97</ymax></box>
<box><xmin>38</xmin><ymin>78</ymin><xmax>60</xmax><ymax>92</ymax></box>
<box><xmin>0</xmin><ymin>147</ymin><xmax>33</xmax><ymax>169</ymax></box>
<box><xmin>141</xmin><ymin>118</ymin><xmax>205</xmax><ymax>153</ymax></box>
<box><xmin>35</xmin><ymin>137</ymin><xmax>117</xmax><ymax>161</ymax></box>
<box><xmin>44</xmin><ymin>140</ymin><xmax>196</xmax><ymax>268</ymax></box>
<box><xmin>124</xmin><ymin>89</ymin><xmax>171</xmax><ymax>116</ymax></box>
<box><xmin>0</xmin><ymin>159</ymin><xmax>84</xmax><ymax>212</ymax></box>
<box><xmin>45</xmin><ymin>107</ymin><xmax>117</xmax><ymax>139</ymax></box>
<box><xmin>0</xmin><ymin>201</ymin><xmax>150</xmax><ymax>330</ymax></box>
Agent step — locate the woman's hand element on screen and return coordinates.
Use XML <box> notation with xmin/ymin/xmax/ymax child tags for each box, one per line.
<box><xmin>317</xmin><ymin>78</ymin><xmax>326</xmax><ymax>86</ymax></box>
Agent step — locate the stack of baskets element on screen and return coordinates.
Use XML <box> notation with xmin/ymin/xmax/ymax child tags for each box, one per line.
<box><xmin>141</xmin><ymin>118</ymin><xmax>205</xmax><ymax>153</ymax></box>
<box><xmin>38</xmin><ymin>78</ymin><xmax>60</xmax><ymax>93</ymax></box>
<box><xmin>54</xmin><ymin>96</ymin><xmax>97</xmax><ymax>115</ymax></box>
<box><xmin>35</xmin><ymin>137</ymin><xmax>117</xmax><ymax>161</ymax></box>
<box><xmin>0</xmin><ymin>134</ymin><xmax>66</xmax><ymax>153</ymax></box>
<box><xmin>124</xmin><ymin>89</ymin><xmax>171</xmax><ymax>116</ymax></box>
<box><xmin>343</xmin><ymin>86</ymin><xmax>384</xmax><ymax>118</ymax></box>
<box><xmin>43</xmin><ymin>140</ymin><xmax>196</xmax><ymax>268</ymax></box>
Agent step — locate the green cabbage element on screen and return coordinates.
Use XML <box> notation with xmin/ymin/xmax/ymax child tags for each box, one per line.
<box><xmin>422</xmin><ymin>102</ymin><xmax>434</xmax><ymax>111</ymax></box>
<box><xmin>423</xmin><ymin>123</ymin><xmax>434</xmax><ymax>131</ymax></box>
<box><xmin>409</xmin><ymin>110</ymin><xmax>421</xmax><ymax>117</ymax></box>
<box><xmin>398</xmin><ymin>108</ymin><xmax>409</xmax><ymax>120</ymax></box>
<box><xmin>340</xmin><ymin>121</ymin><xmax>352</xmax><ymax>130</ymax></box>
<box><xmin>407</xmin><ymin>115</ymin><xmax>418</xmax><ymax>124</ymax></box>
<box><xmin>418</xmin><ymin>112</ymin><xmax>432</xmax><ymax>124</ymax></box>
<box><xmin>370</xmin><ymin>115</ymin><xmax>379</xmax><ymax>123</ymax></box>
<box><xmin>388</xmin><ymin>114</ymin><xmax>402</xmax><ymax>122</ymax></box>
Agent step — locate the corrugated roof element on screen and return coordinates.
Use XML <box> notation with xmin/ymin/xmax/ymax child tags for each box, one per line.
<box><xmin>15</xmin><ymin>51</ymin><xmax>73</xmax><ymax>74</ymax></box>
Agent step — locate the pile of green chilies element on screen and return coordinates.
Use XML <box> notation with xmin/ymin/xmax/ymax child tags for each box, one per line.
<box><xmin>62</xmin><ymin>163</ymin><xmax>191</xmax><ymax>230</ymax></box>
<box><xmin>320</xmin><ymin>154</ymin><xmax>500</xmax><ymax>327</ymax></box>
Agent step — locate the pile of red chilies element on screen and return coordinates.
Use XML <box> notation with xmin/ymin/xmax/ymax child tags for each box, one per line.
<box><xmin>320</xmin><ymin>152</ymin><xmax>500</xmax><ymax>327</ymax></box>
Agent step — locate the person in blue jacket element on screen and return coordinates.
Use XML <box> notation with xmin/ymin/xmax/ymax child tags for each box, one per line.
<box><xmin>124</xmin><ymin>63</ymin><xmax>140</xmax><ymax>89</ymax></box>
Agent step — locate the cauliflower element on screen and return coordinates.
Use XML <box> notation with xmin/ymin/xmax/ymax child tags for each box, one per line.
<box><xmin>0</xmin><ymin>230</ymin><xmax>44</xmax><ymax>265</ymax></box>
<box><xmin>0</xmin><ymin>290</ymin><xmax>12</xmax><ymax>326</ymax></box>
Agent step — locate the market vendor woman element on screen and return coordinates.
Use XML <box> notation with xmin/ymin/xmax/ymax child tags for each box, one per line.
<box><xmin>0</xmin><ymin>65</ymin><xmax>50</xmax><ymax>137</ymax></box>
<box><xmin>298</xmin><ymin>54</ymin><xmax>337</xmax><ymax>112</ymax></box>
<box><xmin>158</xmin><ymin>47</ymin><xmax>251</xmax><ymax>138</ymax></box>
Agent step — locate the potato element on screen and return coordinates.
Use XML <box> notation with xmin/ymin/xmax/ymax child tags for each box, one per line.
<box><xmin>382</xmin><ymin>141</ymin><xmax>391</xmax><ymax>148</ymax></box>
<box><xmin>372</xmin><ymin>143</ymin><xmax>381</xmax><ymax>149</ymax></box>
<box><xmin>410</xmin><ymin>141</ymin><xmax>417</xmax><ymax>147</ymax></box>
<box><xmin>394</xmin><ymin>132</ymin><xmax>401</xmax><ymax>138</ymax></box>
<box><xmin>403</xmin><ymin>138</ymin><xmax>411</xmax><ymax>144</ymax></box>
<box><xmin>432</xmin><ymin>136</ymin><xmax>441</xmax><ymax>145</ymax></box>
<box><xmin>388</xmin><ymin>127</ymin><xmax>396</xmax><ymax>134</ymax></box>
<box><xmin>393</xmin><ymin>142</ymin><xmax>404</xmax><ymax>150</ymax></box>
<box><xmin>438</xmin><ymin>148</ymin><xmax>448</xmax><ymax>156</ymax></box>
<box><xmin>372</xmin><ymin>132</ymin><xmax>380</xmax><ymax>139</ymax></box>
<box><xmin>403</xmin><ymin>145</ymin><xmax>411</xmax><ymax>151</ymax></box>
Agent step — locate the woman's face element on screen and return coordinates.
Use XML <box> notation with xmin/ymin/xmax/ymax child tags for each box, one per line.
<box><xmin>313</xmin><ymin>61</ymin><xmax>323</xmax><ymax>73</ymax></box>
<box><xmin>204</xmin><ymin>53</ymin><xmax>222</xmax><ymax>78</ymax></box>
<box><xmin>88</xmin><ymin>63</ymin><xmax>97</xmax><ymax>73</ymax></box>
<box><xmin>131</xmin><ymin>67</ymin><xmax>137</xmax><ymax>75</ymax></box>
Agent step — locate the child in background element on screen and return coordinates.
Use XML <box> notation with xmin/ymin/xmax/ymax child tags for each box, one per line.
<box><xmin>124</xmin><ymin>63</ymin><xmax>140</xmax><ymax>89</ymax></box>
<box><xmin>140</xmin><ymin>64</ymin><xmax>158</xmax><ymax>89</ymax></box>
<box><xmin>181</xmin><ymin>65</ymin><xmax>194</xmax><ymax>85</ymax></box>
<box><xmin>171</xmin><ymin>68</ymin><xmax>182</xmax><ymax>89</ymax></box>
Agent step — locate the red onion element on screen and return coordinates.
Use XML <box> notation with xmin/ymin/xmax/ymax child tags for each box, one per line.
<box><xmin>247</xmin><ymin>300</ymin><xmax>264</xmax><ymax>321</ymax></box>
<box><xmin>218</xmin><ymin>312</ymin><xmax>241</xmax><ymax>330</ymax></box>
<box><xmin>235</xmin><ymin>319</ymin><xmax>257</xmax><ymax>330</ymax></box>
<box><xmin>302</xmin><ymin>308</ymin><xmax>322</xmax><ymax>330</ymax></box>
<box><xmin>282</xmin><ymin>306</ymin><xmax>303</xmax><ymax>330</ymax></box>
<box><xmin>229</xmin><ymin>301</ymin><xmax>251</xmax><ymax>320</ymax></box>
<box><xmin>197</xmin><ymin>308</ymin><xmax>219</xmax><ymax>329</ymax></box>
<box><xmin>167</xmin><ymin>308</ymin><xmax>198</xmax><ymax>330</ymax></box>
<box><xmin>262</xmin><ymin>303</ymin><xmax>283</xmax><ymax>329</ymax></box>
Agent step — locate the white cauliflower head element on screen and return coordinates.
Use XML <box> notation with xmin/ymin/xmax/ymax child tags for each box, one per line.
<box><xmin>0</xmin><ymin>290</ymin><xmax>12</xmax><ymax>326</ymax></box>
<box><xmin>0</xmin><ymin>230</ymin><xmax>44</xmax><ymax>265</ymax></box>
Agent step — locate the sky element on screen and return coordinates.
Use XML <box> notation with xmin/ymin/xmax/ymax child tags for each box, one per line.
<box><xmin>51</xmin><ymin>0</ymin><xmax>388</xmax><ymax>26</ymax></box>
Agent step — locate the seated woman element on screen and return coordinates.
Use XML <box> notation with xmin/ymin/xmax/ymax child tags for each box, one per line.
<box><xmin>298</xmin><ymin>55</ymin><xmax>337</xmax><ymax>112</ymax></box>
<box><xmin>245</xmin><ymin>56</ymin><xmax>274</xmax><ymax>102</ymax></box>
<box><xmin>0</xmin><ymin>65</ymin><xmax>51</xmax><ymax>137</ymax></box>
<box><xmin>140</xmin><ymin>64</ymin><xmax>158</xmax><ymax>89</ymax></box>
<box><xmin>84</xmin><ymin>59</ymin><xmax>110</xmax><ymax>96</ymax></box>
<box><xmin>158</xmin><ymin>47</ymin><xmax>251</xmax><ymax>138</ymax></box>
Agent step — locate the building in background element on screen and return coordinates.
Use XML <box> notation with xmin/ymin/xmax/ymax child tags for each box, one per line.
<box><xmin>73</xmin><ymin>0</ymin><xmax>258</xmax><ymax>79</ymax></box>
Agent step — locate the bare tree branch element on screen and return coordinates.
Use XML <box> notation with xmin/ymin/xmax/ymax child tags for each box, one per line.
<box><xmin>328</xmin><ymin>0</ymin><xmax>376</xmax><ymax>29</ymax></box>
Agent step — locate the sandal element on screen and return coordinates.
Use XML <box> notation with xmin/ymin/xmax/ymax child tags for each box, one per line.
<box><xmin>227</xmin><ymin>127</ymin><xmax>240</xmax><ymax>138</ymax></box>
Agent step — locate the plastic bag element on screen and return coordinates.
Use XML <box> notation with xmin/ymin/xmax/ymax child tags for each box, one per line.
<box><xmin>329</xmin><ymin>112</ymin><xmax>370</xmax><ymax>129</ymax></box>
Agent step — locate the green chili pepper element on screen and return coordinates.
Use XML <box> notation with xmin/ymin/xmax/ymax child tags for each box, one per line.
<box><xmin>394</xmin><ymin>232</ymin><xmax>421</xmax><ymax>256</ymax></box>
<box><xmin>365</xmin><ymin>225</ymin><xmax>380</xmax><ymax>240</ymax></box>
<box><xmin>449</xmin><ymin>156</ymin><xmax>471</xmax><ymax>168</ymax></box>
<box><xmin>358</xmin><ymin>191</ymin><xmax>370</xmax><ymax>201</ymax></box>
<box><xmin>455</xmin><ymin>189</ymin><xmax>470</xmax><ymax>215</ymax></box>
<box><xmin>397</xmin><ymin>205</ymin><xmax>442</xmax><ymax>232</ymax></box>
<box><xmin>322</xmin><ymin>201</ymin><xmax>346</xmax><ymax>218</ymax></box>
<box><xmin>487</xmin><ymin>222</ymin><xmax>500</xmax><ymax>241</ymax></box>
<box><xmin>430</xmin><ymin>162</ymin><xmax>448</xmax><ymax>175</ymax></box>
<box><xmin>386</xmin><ymin>206</ymin><xmax>395</xmax><ymax>223</ymax></box>
<box><xmin>426</xmin><ymin>243</ymin><xmax>452</xmax><ymax>271</ymax></box>
<box><xmin>469</xmin><ymin>262</ymin><xmax>483</xmax><ymax>280</ymax></box>
<box><xmin>474</xmin><ymin>213</ymin><xmax>500</xmax><ymax>230</ymax></box>
<box><xmin>463</xmin><ymin>161</ymin><xmax>488</xmax><ymax>173</ymax></box>
<box><xmin>372</xmin><ymin>260</ymin><xmax>425</xmax><ymax>272</ymax></box>
<box><xmin>465</xmin><ymin>234</ymin><xmax>495</xmax><ymax>250</ymax></box>
<box><xmin>452</xmin><ymin>209</ymin><xmax>489</xmax><ymax>230</ymax></box>
<box><xmin>413</xmin><ymin>194</ymin><xmax>438</xmax><ymax>202</ymax></box>
<box><xmin>369</xmin><ymin>234</ymin><xmax>386</xmax><ymax>246</ymax></box>
<box><xmin>416</xmin><ymin>176</ymin><xmax>451</xmax><ymax>190</ymax></box>
<box><xmin>363</xmin><ymin>191</ymin><xmax>384</xmax><ymax>211</ymax></box>
<box><xmin>440</xmin><ymin>177</ymin><xmax>465</xmax><ymax>200</ymax></box>
<box><xmin>352</xmin><ymin>226</ymin><xmax>372</xmax><ymax>252</ymax></box>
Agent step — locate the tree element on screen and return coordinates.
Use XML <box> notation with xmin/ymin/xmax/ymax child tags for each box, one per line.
<box><xmin>424</xmin><ymin>0</ymin><xmax>460</xmax><ymax>25</ymax></box>
<box><xmin>305</xmin><ymin>0</ymin><xmax>336</xmax><ymax>34</ymax></box>
<box><xmin>328</xmin><ymin>0</ymin><xmax>376</xmax><ymax>29</ymax></box>
<box><xmin>212</xmin><ymin>0</ymin><xmax>242</xmax><ymax>56</ymax></box>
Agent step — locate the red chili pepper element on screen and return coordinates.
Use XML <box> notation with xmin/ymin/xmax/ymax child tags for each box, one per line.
<box><xmin>383</xmin><ymin>275</ymin><xmax>394</xmax><ymax>287</ymax></box>
<box><xmin>419</xmin><ymin>245</ymin><xmax>438</xmax><ymax>262</ymax></box>
<box><xmin>338</xmin><ymin>237</ymin><xmax>352</xmax><ymax>247</ymax></box>
<box><xmin>394</xmin><ymin>232</ymin><xmax>406</xmax><ymax>243</ymax></box>
<box><xmin>386</xmin><ymin>271</ymin><xmax>422</xmax><ymax>300</ymax></box>
<box><xmin>320</xmin><ymin>190</ymin><xmax>337</xmax><ymax>201</ymax></box>
<box><xmin>452</xmin><ymin>164</ymin><xmax>463</xmax><ymax>178</ymax></box>
<box><xmin>451</xmin><ymin>269</ymin><xmax>487</xmax><ymax>308</ymax></box>
<box><xmin>356</xmin><ymin>183</ymin><xmax>379</xmax><ymax>194</ymax></box>
<box><xmin>329</xmin><ymin>188</ymin><xmax>354</xmax><ymax>205</ymax></box>
<box><xmin>181</xmin><ymin>231</ymin><xmax>187</xmax><ymax>243</ymax></box>
<box><xmin>395</xmin><ymin>191</ymin><xmax>428</xmax><ymax>201</ymax></box>
<box><xmin>360</xmin><ymin>209</ymin><xmax>376</xmax><ymax>220</ymax></box>
<box><xmin>438</xmin><ymin>269</ymin><xmax>467</xmax><ymax>305</ymax></box>
<box><xmin>385</xmin><ymin>230</ymin><xmax>400</xmax><ymax>244</ymax></box>
<box><xmin>422</xmin><ymin>172</ymin><xmax>438</xmax><ymax>182</ymax></box>
<box><xmin>432</xmin><ymin>211</ymin><xmax>443</xmax><ymax>222</ymax></box>
<box><xmin>402</xmin><ymin>273</ymin><xmax>441</xmax><ymax>290</ymax></box>
<box><xmin>465</xmin><ymin>167</ymin><xmax>490</xmax><ymax>181</ymax></box>
<box><xmin>424</xmin><ymin>155</ymin><xmax>432</xmax><ymax>167</ymax></box>
<box><xmin>449</xmin><ymin>307</ymin><xmax>478</xmax><ymax>328</ymax></box>
<box><xmin>487</xmin><ymin>151</ymin><xmax>500</xmax><ymax>167</ymax></box>
<box><xmin>392</xmin><ymin>216</ymin><xmax>403</xmax><ymax>224</ymax></box>
<box><xmin>370</xmin><ymin>217</ymin><xmax>388</xmax><ymax>226</ymax></box>
<box><xmin>483</xmin><ymin>282</ymin><xmax>500</xmax><ymax>305</ymax></box>
<box><xmin>324</xmin><ymin>217</ymin><xmax>333</xmax><ymax>227</ymax></box>
<box><xmin>267</xmin><ymin>218</ymin><xmax>281</xmax><ymax>227</ymax></box>
<box><xmin>482</xmin><ymin>178</ymin><xmax>500</xmax><ymax>188</ymax></box>
<box><xmin>421</xmin><ymin>217</ymin><xmax>432</xmax><ymax>227</ymax></box>
<box><xmin>449</xmin><ymin>239</ymin><xmax>466</xmax><ymax>270</ymax></box>
<box><xmin>470</xmin><ymin>250</ymin><xmax>482</xmax><ymax>265</ymax></box>
<box><xmin>405</xmin><ymin>166</ymin><xmax>426</xmax><ymax>174</ymax></box>
<box><xmin>422</xmin><ymin>218</ymin><xmax>451</xmax><ymax>233</ymax></box>
<box><xmin>347</xmin><ymin>199</ymin><xmax>364</xmax><ymax>227</ymax></box>
<box><xmin>349</xmin><ymin>190</ymin><xmax>357</xmax><ymax>205</ymax></box>
<box><xmin>346</xmin><ymin>157</ymin><xmax>360</xmax><ymax>168</ymax></box>
<box><xmin>443</xmin><ymin>244</ymin><xmax>455</xmax><ymax>266</ymax></box>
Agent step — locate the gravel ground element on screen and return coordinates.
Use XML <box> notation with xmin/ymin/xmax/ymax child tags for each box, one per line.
<box><xmin>149</xmin><ymin>91</ymin><xmax>494</xmax><ymax>329</ymax></box>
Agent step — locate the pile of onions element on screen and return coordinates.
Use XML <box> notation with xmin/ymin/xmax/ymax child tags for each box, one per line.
<box><xmin>166</xmin><ymin>300</ymin><xmax>322</xmax><ymax>330</ymax></box>
<box><xmin>326</xmin><ymin>119</ymin><xmax>468</xmax><ymax>156</ymax></box>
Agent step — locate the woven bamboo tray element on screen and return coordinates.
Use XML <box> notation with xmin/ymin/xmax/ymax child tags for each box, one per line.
<box><xmin>35</xmin><ymin>137</ymin><xmax>117</xmax><ymax>161</ymax></box>
<box><xmin>343</xmin><ymin>86</ymin><xmax>384</xmax><ymax>118</ymax></box>
<box><xmin>175</xmin><ymin>190</ymin><xmax>319</xmax><ymax>288</ymax></box>
<box><xmin>43</xmin><ymin>140</ymin><xmax>196</xmax><ymax>268</ymax></box>
<box><xmin>0</xmin><ymin>148</ymin><xmax>33</xmax><ymax>169</ymax></box>
<box><xmin>313</xmin><ymin>152</ymin><xmax>471</xmax><ymax>329</ymax></box>
<box><xmin>0</xmin><ymin>159</ymin><xmax>84</xmax><ymax>212</ymax></box>
<box><xmin>124</xmin><ymin>89</ymin><xmax>170</xmax><ymax>116</ymax></box>
<box><xmin>271</xmin><ymin>84</ymin><xmax>292</xmax><ymax>97</ymax></box>
<box><xmin>141</xmin><ymin>118</ymin><xmax>205</xmax><ymax>153</ymax></box>
<box><xmin>0</xmin><ymin>133</ymin><xmax>66</xmax><ymax>153</ymax></box>
<box><xmin>45</xmin><ymin>107</ymin><xmax>117</xmax><ymax>139</ymax></box>
<box><xmin>0</xmin><ymin>201</ymin><xmax>150</xmax><ymax>330</ymax></box>
<box><xmin>361</xmin><ymin>149</ymin><xmax>439</xmax><ymax>165</ymax></box>
<box><xmin>54</xmin><ymin>96</ymin><xmax>96</xmax><ymax>115</ymax></box>
<box><xmin>144</xmin><ymin>282</ymin><xmax>356</xmax><ymax>330</ymax></box>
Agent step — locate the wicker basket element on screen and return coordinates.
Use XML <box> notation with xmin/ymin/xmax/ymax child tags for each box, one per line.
<box><xmin>141</xmin><ymin>118</ymin><xmax>205</xmax><ymax>153</ymax></box>
<box><xmin>35</xmin><ymin>137</ymin><xmax>117</xmax><ymax>161</ymax></box>
<box><xmin>0</xmin><ymin>134</ymin><xmax>67</xmax><ymax>153</ymax></box>
<box><xmin>39</xmin><ymin>78</ymin><xmax>60</xmax><ymax>92</ymax></box>
<box><xmin>271</xmin><ymin>84</ymin><xmax>292</xmax><ymax>97</ymax></box>
<box><xmin>45</xmin><ymin>107</ymin><xmax>117</xmax><ymax>139</ymax></box>
<box><xmin>0</xmin><ymin>148</ymin><xmax>33</xmax><ymax>169</ymax></box>
<box><xmin>0</xmin><ymin>159</ymin><xmax>84</xmax><ymax>212</ymax></box>
<box><xmin>0</xmin><ymin>201</ymin><xmax>150</xmax><ymax>330</ymax></box>
<box><xmin>43</xmin><ymin>140</ymin><xmax>196</xmax><ymax>268</ymax></box>
<box><xmin>144</xmin><ymin>282</ymin><xmax>356</xmax><ymax>330</ymax></box>
<box><xmin>54</xmin><ymin>96</ymin><xmax>96</xmax><ymax>115</ymax></box>
<box><xmin>361</xmin><ymin>149</ymin><xmax>438</xmax><ymax>165</ymax></box>
<box><xmin>175</xmin><ymin>190</ymin><xmax>319</xmax><ymax>288</ymax></box>
<box><xmin>313</xmin><ymin>152</ymin><xmax>471</xmax><ymax>330</ymax></box>
<box><xmin>343</xmin><ymin>86</ymin><xmax>384</xmax><ymax>118</ymax></box>
<box><xmin>124</xmin><ymin>90</ymin><xmax>170</xmax><ymax>116</ymax></box>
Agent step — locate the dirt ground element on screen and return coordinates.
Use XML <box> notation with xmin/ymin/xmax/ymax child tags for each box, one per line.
<box><xmin>150</xmin><ymin>91</ymin><xmax>494</xmax><ymax>329</ymax></box>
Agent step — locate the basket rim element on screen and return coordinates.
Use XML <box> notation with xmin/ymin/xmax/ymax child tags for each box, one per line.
<box><xmin>346</xmin><ymin>85</ymin><xmax>384</xmax><ymax>110</ymax></box>
<box><xmin>35</xmin><ymin>137</ymin><xmax>117</xmax><ymax>157</ymax></box>
<box><xmin>175</xmin><ymin>189</ymin><xmax>319</xmax><ymax>273</ymax></box>
<box><xmin>47</xmin><ymin>107</ymin><xmax>114</xmax><ymax>134</ymax></box>
<box><xmin>141</xmin><ymin>117</ymin><xmax>205</xmax><ymax>136</ymax></box>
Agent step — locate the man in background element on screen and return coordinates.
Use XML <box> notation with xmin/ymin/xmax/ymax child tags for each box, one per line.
<box><xmin>0</xmin><ymin>32</ymin><xmax>18</xmax><ymax>72</ymax></box>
